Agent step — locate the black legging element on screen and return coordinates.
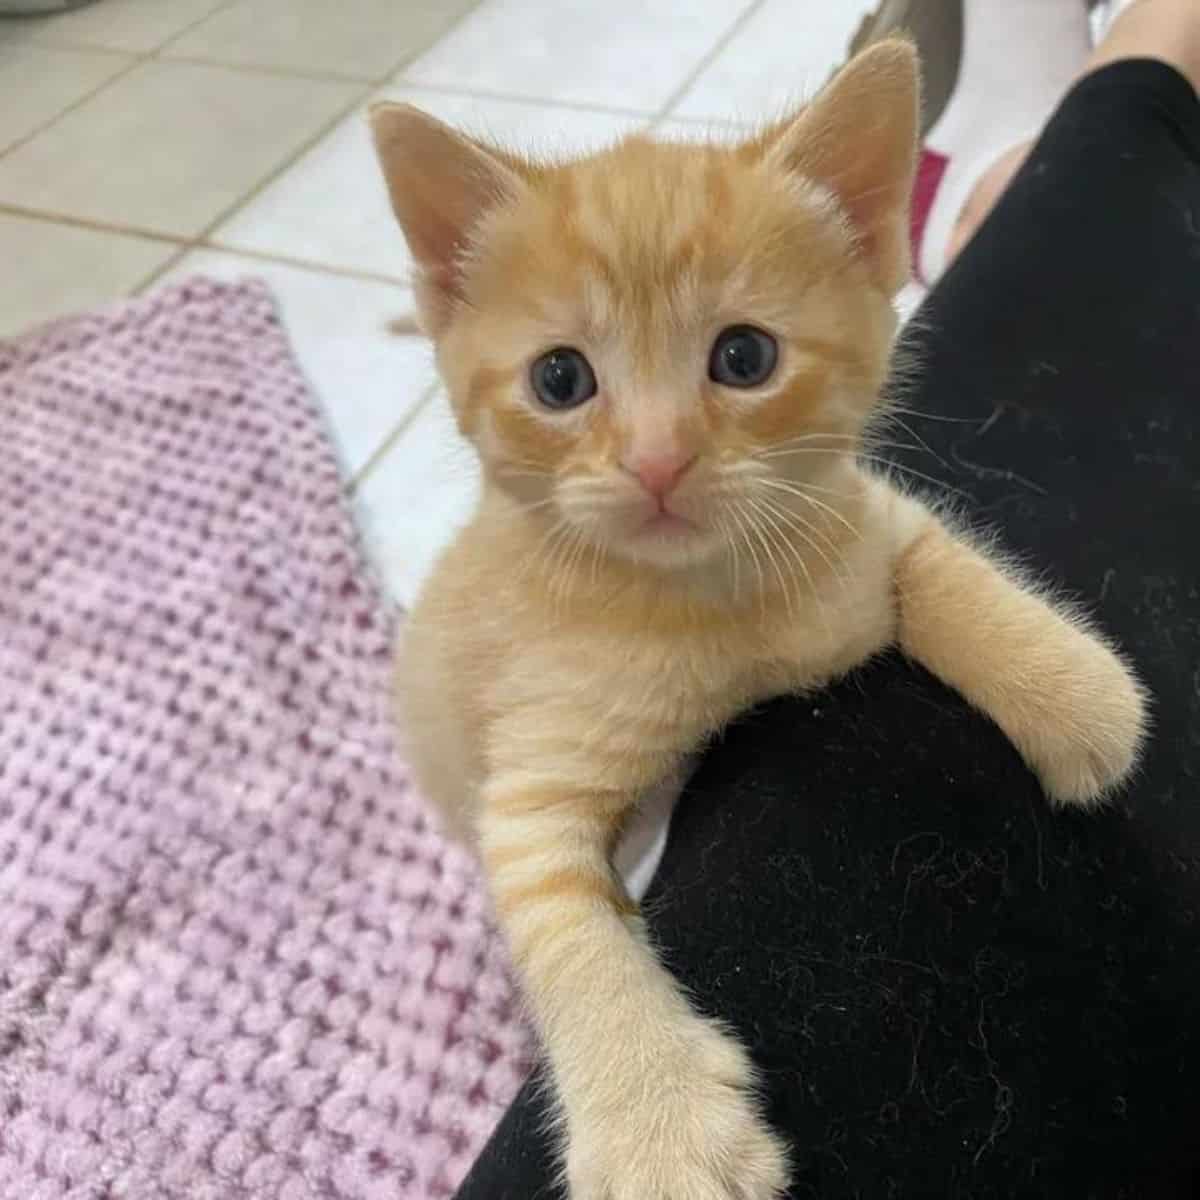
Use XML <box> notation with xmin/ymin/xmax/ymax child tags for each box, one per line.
<box><xmin>458</xmin><ymin>60</ymin><xmax>1200</xmax><ymax>1199</ymax></box>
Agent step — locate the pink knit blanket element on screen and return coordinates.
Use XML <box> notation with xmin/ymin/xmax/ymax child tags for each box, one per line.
<box><xmin>0</xmin><ymin>280</ymin><xmax>531</xmax><ymax>1199</ymax></box>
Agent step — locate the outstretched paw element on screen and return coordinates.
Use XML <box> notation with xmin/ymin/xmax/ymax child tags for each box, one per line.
<box><xmin>565</xmin><ymin>1018</ymin><xmax>789</xmax><ymax>1200</ymax></box>
<box><xmin>1020</xmin><ymin>636</ymin><xmax>1148</xmax><ymax>808</ymax></box>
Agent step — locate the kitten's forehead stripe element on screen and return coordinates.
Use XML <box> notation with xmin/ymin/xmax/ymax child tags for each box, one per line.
<box><xmin>704</xmin><ymin>154</ymin><xmax>733</xmax><ymax>225</ymax></box>
<box><xmin>552</xmin><ymin>143</ymin><xmax>745</xmax><ymax>361</ymax></box>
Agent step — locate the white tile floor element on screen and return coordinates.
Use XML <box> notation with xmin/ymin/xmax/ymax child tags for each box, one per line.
<box><xmin>1</xmin><ymin>0</ymin><xmax>879</xmax><ymax>610</ymax></box>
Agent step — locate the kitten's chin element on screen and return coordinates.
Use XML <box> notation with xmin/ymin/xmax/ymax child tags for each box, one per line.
<box><xmin>611</xmin><ymin>515</ymin><xmax>727</xmax><ymax>570</ymax></box>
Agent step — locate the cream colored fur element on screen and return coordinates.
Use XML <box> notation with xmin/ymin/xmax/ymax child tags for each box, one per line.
<box><xmin>371</xmin><ymin>40</ymin><xmax>1147</xmax><ymax>1200</ymax></box>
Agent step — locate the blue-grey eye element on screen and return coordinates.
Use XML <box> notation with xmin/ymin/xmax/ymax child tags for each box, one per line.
<box><xmin>708</xmin><ymin>325</ymin><xmax>778</xmax><ymax>388</ymax></box>
<box><xmin>530</xmin><ymin>347</ymin><xmax>597</xmax><ymax>410</ymax></box>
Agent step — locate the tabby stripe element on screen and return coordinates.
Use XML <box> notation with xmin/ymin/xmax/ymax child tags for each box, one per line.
<box><xmin>493</xmin><ymin>866</ymin><xmax>636</xmax><ymax>922</ymax></box>
<box><xmin>483</xmin><ymin>838</ymin><xmax>601</xmax><ymax>876</ymax></box>
<box><xmin>487</xmin><ymin>781</ymin><xmax>634</xmax><ymax>822</ymax></box>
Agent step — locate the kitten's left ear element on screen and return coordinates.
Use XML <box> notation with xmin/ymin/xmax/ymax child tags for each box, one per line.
<box><xmin>370</xmin><ymin>102</ymin><xmax>529</xmax><ymax>336</ymax></box>
<box><xmin>762</xmin><ymin>38</ymin><xmax>920</xmax><ymax>294</ymax></box>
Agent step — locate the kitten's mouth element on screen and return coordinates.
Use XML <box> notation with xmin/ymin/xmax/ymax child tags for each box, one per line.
<box><xmin>614</xmin><ymin>504</ymin><xmax>721</xmax><ymax>567</ymax></box>
<box><xmin>636</xmin><ymin>510</ymin><xmax>697</xmax><ymax>537</ymax></box>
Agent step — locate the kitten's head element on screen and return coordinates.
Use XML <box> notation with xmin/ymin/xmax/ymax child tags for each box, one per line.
<box><xmin>371</xmin><ymin>41</ymin><xmax>918</xmax><ymax>573</ymax></box>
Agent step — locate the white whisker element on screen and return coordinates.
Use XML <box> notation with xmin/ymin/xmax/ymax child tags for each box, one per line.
<box><xmin>753</xmin><ymin>491</ymin><xmax>851</xmax><ymax>593</ymax></box>
<box><xmin>853</xmin><ymin>454</ymin><xmax>969</xmax><ymax>498</ymax></box>
<box><xmin>754</xmin><ymin>445</ymin><xmax>965</xmax><ymax>498</ymax></box>
<box><xmin>757</xmin><ymin>477</ymin><xmax>861</xmax><ymax>541</ymax></box>
<box><xmin>750</xmin><ymin>500</ymin><xmax>797</xmax><ymax>620</ymax></box>
<box><xmin>870</xmin><ymin>412</ymin><xmax>950</xmax><ymax>470</ymax></box>
<box><xmin>878</xmin><ymin>403</ymin><xmax>979</xmax><ymax>425</ymax></box>
<box><xmin>743</xmin><ymin>499</ymin><xmax>794</xmax><ymax>619</ymax></box>
<box><xmin>758</xmin><ymin>438</ymin><xmax>926</xmax><ymax>461</ymax></box>
<box><xmin>713</xmin><ymin>513</ymin><xmax>741</xmax><ymax>602</ymax></box>
<box><xmin>745</xmin><ymin>496</ymin><xmax>833</xmax><ymax>645</ymax></box>
<box><xmin>729</xmin><ymin>502</ymin><xmax>767</xmax><ymax>608</ymax></box>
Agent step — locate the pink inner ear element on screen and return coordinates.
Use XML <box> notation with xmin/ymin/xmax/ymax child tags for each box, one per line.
<box><xmin>769</xmin><ymin>43</ymin><xmax>918</xmax><ymax>293</ymax></box>
<box><xmin>404</xmin><ymin>179</ymin><xmax>478</xmax><ymax>296</ymax></box>
<box><xmin>371</xmin><ymin>103</ymin><xmax>525</xmax><ymax>333</ymax></box>
<box><xmin>425</xmin><ymin>260</ymin><xmax>462</xmax><ymax>301</ymax></box>
<box><xmin>817</xmin><ymin>149</ymin><xmax>916</xmax><ymax>294</ymax></box>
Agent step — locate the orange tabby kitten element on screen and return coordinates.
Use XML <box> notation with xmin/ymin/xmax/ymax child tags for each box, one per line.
<box><xmin>371</xmin><ymin>40</ymin><xmax>1146</xmax><ymax>1200</ymax></box>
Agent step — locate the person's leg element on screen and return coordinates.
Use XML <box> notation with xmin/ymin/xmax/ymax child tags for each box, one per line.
<box><xmin>456</xmin><ymin>57</ymin><xmax>1200</xmax><ymax>1200</ymax></box>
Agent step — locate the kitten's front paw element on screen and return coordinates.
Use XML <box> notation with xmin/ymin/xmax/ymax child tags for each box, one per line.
<box><xmin>565</xmin><ymin>1020</ymin><xmax>788</xmax><ymax>1200</ymax></box>
<box><xmin>1016</xmin><ymin>635</ymin><xmax>1148</xmax><ymax>808</ymax></box>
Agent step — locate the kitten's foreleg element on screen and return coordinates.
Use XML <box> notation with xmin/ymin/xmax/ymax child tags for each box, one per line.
<box><xmin>478</xmin><ymin>753</ymin><xmax>788</xmax><ymax>1200</ymax></box>
<box><xmin>893</xmin><ymin>514</ymin><xmax>1147</xmax><ymax>806</ymax></box>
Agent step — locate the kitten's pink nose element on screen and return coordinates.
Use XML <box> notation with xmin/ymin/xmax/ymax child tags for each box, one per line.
<box><xmin>622</xmin><ymin>452</ymin><xmax>697</xmax><ymax>500</ymax></box>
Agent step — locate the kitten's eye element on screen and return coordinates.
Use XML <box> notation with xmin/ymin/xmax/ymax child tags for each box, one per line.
<box><xmin>708</xmin><ymin>325</ymin><xmax>778</xmax><ymax>388</ymax></box>
<box><xmin>530</xmin><ymin>347</ymin><xmax>597</xmax><ymax>411</ymax></box>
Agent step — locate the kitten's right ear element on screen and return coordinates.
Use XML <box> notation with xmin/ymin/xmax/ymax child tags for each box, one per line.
<box><xmin>369</xmin><ymin>103</ymin><xmax>526</xmax><ymax>336</ymax></box>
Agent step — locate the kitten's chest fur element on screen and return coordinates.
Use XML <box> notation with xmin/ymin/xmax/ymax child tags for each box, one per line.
<box><xmin>397</xmin><ymin>479</ymin><xmax>904</xmax><ymax>839</ymax></box>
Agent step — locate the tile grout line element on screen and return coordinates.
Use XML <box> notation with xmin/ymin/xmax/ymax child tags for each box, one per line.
<box><xmin>152</xmin><ymin>51</ymin><xmax>374</xmax><ymax>86</ymax></box>
<box><xmin>2</xmin><ymin>0</ymin><xmax>233</xmax><ymax>58</ymax></box>
<box><xmin>0</xmin><ymin>0</ymin><xmax>242</xmax><ymax>164</ymax></box>
<box><xmin>1</xmin><ymin>36</ymin><xmax>133</xmax><ymax>58</ymax></box>
<box><xmin>130</xmin><ymin>237</ymin><xmax>414</xmax><ymax>297</ymax></box>
<box><xmin>148</xmin><ymin>0</ymin><xmax>242</xmax><ymax>55</ymax></box>
<box><xmin>129</xmin><ymin>244</ymin><xmax>195</xmax><ymax>297</ymax></box>
<box><xmin>0</xmin><ymin>197</ymin><xmax>418</xmax><ymax>291</ymax></box>
<box><xmin>652</xmin><ymin>0</ymin><xmax>770</xmax><ymax>121</ymax></box>
<box><xmin>0</xmin><ymin>201</ymin><xmax>188</xmax><ymax>245</ymax></box>
<box><xmin>0</xmin><ymin>51</ymin><xmax>143</xmax><ymax>161</ymax></box>
<box><xmin>383</xmin><ymin>79</ymin><xmax>658</xmax><ymax>122</ymax></box>
<box><xmin>348</xmin><ymin>381</ymin><xmax>442</xmax><ymax>493</ymax></box>
<box><xmin>180</xmin><ymin>240</ymin><xmax>412</xmax><ymax>286</ymax></box>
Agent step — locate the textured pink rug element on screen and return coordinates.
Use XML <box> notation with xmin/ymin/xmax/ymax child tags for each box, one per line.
<box><xmin>0</xmin><ymin>279</ymin><xmax>531</xmax><ymax>1199</ymax></box>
